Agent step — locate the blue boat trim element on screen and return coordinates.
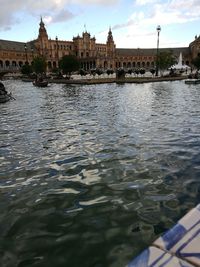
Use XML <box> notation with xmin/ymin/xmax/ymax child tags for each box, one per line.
<box><xmin>162</xmin><ymin>223</ymin><xmax>187</xmax><ymax>250</ymax></box>
<box><xmin>127</xmin><ymin>204</ymin><xmax>200</xmax><ymax>267</ymax></box>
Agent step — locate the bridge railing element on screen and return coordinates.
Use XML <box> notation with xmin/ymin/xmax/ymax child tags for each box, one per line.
<box><xmin>0</xmin><ymin>66</ymin><xmax>21</xmax><ymax>72</ymax></box>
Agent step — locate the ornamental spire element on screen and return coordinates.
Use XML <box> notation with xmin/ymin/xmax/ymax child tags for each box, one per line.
<box><xmin>38</xmin><ymin>17</ymin><xmax>48</xmax><ymax>39</ymax></box>
<box><xmin>40</xmin><ymin>16</ymin><xmax>44</xmax><ymax>27</ymax></box>
<box><xmin>107</xmin><ymin>27</ymin><xmax>114</xmax><ymax>43</ymax></box>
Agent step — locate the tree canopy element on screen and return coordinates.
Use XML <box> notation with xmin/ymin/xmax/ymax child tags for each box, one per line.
<box><xmin>192</xmin><ymin>55</ymin><xmax>200</xmax><ymax>70</ymax></box>
<box><xmin>59</xmin><ymin>55</ymin><xmax>80</xmax><ymax>75</ymax></box>
<box><xmin>116</xmin><ymin>68</ymin><xmax>125</xmax><ymax>79</ymax></box>
<box><xmin>158</xmin><ymin>50</ymin><xmax>176</xmax><ymax>74</ymax></box>
<box><xmin>32</xmin><ymin>56</ymin><xmax>47</xmax><ymax>74</ymax></box>
<box><xmin>21</xmin><ymin>64</ymin><xmax>32</xmax><ymax>75</ymax></box>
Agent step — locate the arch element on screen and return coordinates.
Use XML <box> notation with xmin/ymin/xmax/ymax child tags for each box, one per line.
<box><xmin>12</xmin><ymin>61</ymin><xmax>17</xmax><ymax>67</ymax></box>
<box><xmin>0</xmin><ymin>60</ymin><xmax>3</xmax><ymax>68</ymax></box>
<box><xmin>127</xmin><ymin>62</ymin><xmax>131</xmax><ymax>68</ymax></box>
<box><xmin>132</xmin><ymin>62</ymin><xmax>136</xmax><ymax>68</ymax></box>
<box><xmin>89</xmin><ymin>61</ymin><xmax>93</xmax><ymax>69</ymax></box>
<box><xmin>5</xmin><ymin>60</ymin><xmax>10</xmax><ymax>67</ymax></box>
<box><xmin>104</xmin><ymin>61</ymin><xmax>108</xmax><ymax>69</ymax></box>
<box><xmin>123</xmin><ymin>62</ymin><xmax>126</xmax><ymax>68</ymax></box>
<box><xmin>53</xmin><ymin>61</ymin><xmax>57</xmax><ymax>68</ymax></box>
<box><xmin>19</xmin><ymin>61</ymin><xmax>23</xmax><ymax>67</ymax></box>
<box><xmin>83</xmin><ymin>62</ymin><xmax>86</xmax><ymax>70</ymax></box>
<box><xmin>48</xmin><ymin>61</ymin><xmax>52</xmax><ymax>69</ymax></box>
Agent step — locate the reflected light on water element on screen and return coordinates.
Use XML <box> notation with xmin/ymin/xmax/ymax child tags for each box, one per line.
<box><xmin>1</xmin><ymin>80</ymin><xmax>200</xmax><ymax>266</ymax></box>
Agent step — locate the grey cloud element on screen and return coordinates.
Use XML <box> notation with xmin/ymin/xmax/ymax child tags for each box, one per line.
<box><xmin>113</xmin><ymin>20</ymin><xmax>135</xmax><ymax>30</ymax></box>
<box><xmin>72</xmin><ymin>0</ymin><xmax>118</xmax><ymax>5</ymax></box>
<box><xmin>0</xmin><ymin>0</ymin><xmax>75</xmax><ymax>30</ymax></box>
<box><xmin>113</xmin><ymin>0</ymin><xmax>200</xmax><ymax>32</ymax></box>
<box><xmin>51</xmin><ymin>9</ymin><xmax>75</xmax><ymax>23</ymax></box>
<box><xmin>0</xmin><ymin>1</ymin><xmax>24</xmax><ymax>30</ymax></box>
<box><xmin>0</xmin><ymin>0</ymin><xmax>120</xmax><ymax>31</ymax></box>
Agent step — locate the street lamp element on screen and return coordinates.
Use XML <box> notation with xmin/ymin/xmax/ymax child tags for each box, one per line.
<box><xmin>24</xmin><ymin>43</ymin><xmax>28</xmax><ymax>64</ymax></box>
<box><xmin>56</xmin><ymin>36</ymin><xmax>59</xmax><ymax>65</ymax></box>
<box><xmin>155</xmin><ymin>25</ymin><xmax>161</xmax><ymax>76</ymax></box>
<box><xmin>31</xmin><ymin>47</ymin><xmax>34</xmax><ymax>58</ymax></box>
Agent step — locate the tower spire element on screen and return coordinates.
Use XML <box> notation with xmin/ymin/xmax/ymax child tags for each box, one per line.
<box><xmin>38</xmin><ymin>17</ymin><xmax>48</xmax><ymax>39</ymax></box>
<box><xmin>107</xmin><ymin>26</ymin><xmax>113</xmax><ymax>43</ymax></box>
<box><xmin>40</xmin><ymin>16</ymin><xmax>44</xmax><ymax>27</ymax></box>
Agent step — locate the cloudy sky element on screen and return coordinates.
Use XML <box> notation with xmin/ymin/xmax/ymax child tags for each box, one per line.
<box><xmin>0</xmin><ymin>0</ymin><xmax>200</xmax><ymax>48</ymax></box>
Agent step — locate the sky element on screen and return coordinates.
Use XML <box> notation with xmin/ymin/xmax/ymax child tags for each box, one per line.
<box><xmin>0</xmin><ymin>0</ymin><xmax>200</xmax><ymax>49</ymax></box>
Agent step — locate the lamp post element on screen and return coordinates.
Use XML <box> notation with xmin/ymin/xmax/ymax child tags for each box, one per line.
<box><xmin>155</xmin><ymin>25</ymin><xmax>161</xmax><ymax>76</ymax></box>
<box><xmin>31</xmin><ymin>47</ymin><xmax>34</xmax><ymax>59</ymax></box>
<box><xmin>24</xmin><ymin>43</ymin><xmax>28</xmax><ymax>64</ymax></box>
<box><xmin>56</xmin><ymin>36</ymin><xmax>59</xmax><ymax>66</ymax></box>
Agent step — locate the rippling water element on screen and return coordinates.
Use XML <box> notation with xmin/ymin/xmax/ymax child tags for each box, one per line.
<box><xmin>1</xmin><ymin>80</ymin><xmax>200</xmax><ymax>267</ymax></box>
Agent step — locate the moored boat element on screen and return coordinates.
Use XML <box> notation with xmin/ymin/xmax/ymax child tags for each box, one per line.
<box><xmin>185</xmin><ymin>79</ymin><xmax>200</xmax><ymax>84</ymax></box>
<box><xmin>33</xmin><ymin>79</ymin><xmax>48</xmax><ymax>87</ymax></box>
<box><xmin>0</xmin><ymin>93</ymin><xmax>12</xmax><ymax>103</ymax></box>
<box><xmin>0</xmin><ymin>81</ymin><xmax>13</xmax><ymax>103</ymax></box>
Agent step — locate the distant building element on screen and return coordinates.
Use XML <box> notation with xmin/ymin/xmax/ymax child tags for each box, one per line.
<box><xmin>0</xmin><ymin>18</ymin><xmax>200</xmax><ymax>72</ymax></box>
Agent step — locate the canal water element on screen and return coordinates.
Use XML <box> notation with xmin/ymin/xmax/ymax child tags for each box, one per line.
<box><xmin>1</xmin><ymin>80</ymin><xmax>200</xmax><ymax>267</ymax></box>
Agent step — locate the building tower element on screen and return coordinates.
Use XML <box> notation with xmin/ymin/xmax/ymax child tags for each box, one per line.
<box><xmin>106</xmin><ymin>27</ymin><xmax>116</xmax><ymax>69</ymax></box>
<box><xmin>36</xmin><ymin>17</ymin><xmax>49</xmax><ymax>57</ymax></box>
<box><xmin>189</xmin><ymin>35</ymin><xmax>200</xmax><ymax>60</ymax></box>
<box><xmin>106</xmin><ymin>28</ymin><xmax>115</xmax><ymax>55</ymax></box>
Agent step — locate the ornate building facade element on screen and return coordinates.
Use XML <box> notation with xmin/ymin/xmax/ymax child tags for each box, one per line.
<box><xmin>0</xmin><ymin>18</ymin><xmax>200</xmax><ymax>72</ymax></box>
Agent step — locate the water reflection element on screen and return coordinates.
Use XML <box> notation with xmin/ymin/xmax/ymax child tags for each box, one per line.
<box><xmin>0</xmin><ymin>80</ymin><xmax>200</xmax><ymax>266</ymax></box>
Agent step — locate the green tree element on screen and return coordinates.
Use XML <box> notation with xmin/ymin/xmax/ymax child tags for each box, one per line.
<box><xmin>32</xmin><ymin>56</ymin><xmax>47</xmax><ymax>74</ymax></box>
<box><xmin>59</xmin><ymin>55</ymin><xmax>80</xmax><ymax>76</ymax></box>
<box><xmin>150</xmin><ymin>68</ymin><xmax>156</xmax><ymax>76</ymax></box>
<box><xmin>106</xmin><ymin>69</ymin><xmax>114</xmax><ymax>76</ymax></box>
<box><xmin>192</xmin><ymin>55</ymin><xmax>200</xmax><ymax>70</ymax></box>
<box><xmin>158</xmin><ymin>50</ymin><xmax>176</xmax><ymax>75</ymax></box>
<box><xmin>134</xmin><ymin>69</ymin><xmax>140</xmax><ymax>76</ymax></box>
<box><xmin>79</xmin><ymin>69</ymin><xmax>87</xmax><ymax>76</ymax></box>
<box><xmin>116</xmin><ymin>68</ymin><xmax>125</xmax><ymax>79</ymax></box>
<box><xmin>96</xmin><ymin>69</ymin><xmax>103</xmax><ymax>76</ymax></box>
<box><xmin>21</xmin><ymin>64</ymin><xmax>32</xmax><ymax>75</ymax></box>
<box><xmin>127</xmin><ymin>69</ymin><xmax>133</xmax><ymax>75</ymax></box>
<box><xmin>139</xmin><ymin>68</ymin><xmax>145</xmax><ymax>76</ymax></box>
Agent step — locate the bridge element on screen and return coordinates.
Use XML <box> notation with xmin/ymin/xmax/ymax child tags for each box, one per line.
<box><xmin>0</xmin><ymin>67</ymin><xmax>20</xmax><ymax>79</ymax></box>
